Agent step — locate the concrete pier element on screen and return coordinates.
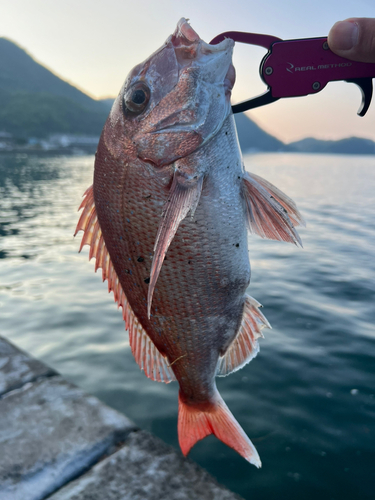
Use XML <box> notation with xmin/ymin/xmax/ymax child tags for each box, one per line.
<box><xmin>0</xmin><ymin>336</ymin><xmax>243</xmax><ymax>500</ymax></box>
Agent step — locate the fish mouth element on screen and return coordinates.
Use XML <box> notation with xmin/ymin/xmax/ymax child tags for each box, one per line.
<box><xmin>172</xmin><ymin>18</ymin><xmax>232</xmax><ymax>53</ymax></box>
<box><xmin>171</xmin><ymin>18</ymin><xmax>235</xmax><ymax>97</ymax></box>
<box><xmin>173</xmin><ymin>18</ymin><xmax>200</xmax><ymax>45</ymax></box>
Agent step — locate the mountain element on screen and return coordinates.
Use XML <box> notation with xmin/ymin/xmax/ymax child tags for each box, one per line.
<box><xmin>233</xmin><ymin>113</ymin><xmax>286</xmax><ymax>152</ymax></box>
<box><xmin>0</xmin><ymin>38</ymin><xmax>109</xmax><ymax>138</ymax></box>
<box><xmin>0</xmin><ymin>38</ymin><xmax>107</xmax><ymax>112</ymax></box>
<box><xmin>288</xmin><ymin>136</ymin><xmax>375</xmax><ymax>155</ymax></box>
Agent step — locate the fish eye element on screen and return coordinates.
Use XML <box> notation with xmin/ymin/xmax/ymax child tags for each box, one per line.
<box><xmin>124</xmin><ymin>82</ymin><xmax>150</xmax><ymax>114</ymax></box>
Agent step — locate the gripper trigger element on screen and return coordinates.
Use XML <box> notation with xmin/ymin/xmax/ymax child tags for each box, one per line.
<box><xmin>346</xmin><ymin>77</ymin><xmax>373</xmax><ymax>117</ymax></box>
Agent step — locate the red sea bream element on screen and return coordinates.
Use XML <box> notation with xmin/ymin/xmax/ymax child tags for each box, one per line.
<box><xmin>76</xmin><ymin>18</ymin><xmax>304</xmax><ymax>467</ymax></box>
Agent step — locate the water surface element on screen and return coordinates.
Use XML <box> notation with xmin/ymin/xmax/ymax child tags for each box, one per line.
<box><xmin>0</xmin><ymin>152</ymin><xmax>374</xmax><ymax>499</ymax></box>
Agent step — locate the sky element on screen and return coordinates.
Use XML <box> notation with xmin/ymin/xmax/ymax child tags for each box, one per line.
<box><xmin>1</xmin><ymin>0</ymin><xmax>375</xmax><ymax>143</ymax></box>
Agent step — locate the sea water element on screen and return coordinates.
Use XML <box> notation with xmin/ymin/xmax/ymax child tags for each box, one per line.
<box><xmin>0</xmin><ymin>152</ymin><xmax>374</xmax><ymax>499</ymax></box>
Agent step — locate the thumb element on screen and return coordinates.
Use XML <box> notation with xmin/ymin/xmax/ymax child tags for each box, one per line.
<box><xmin>328</xmin><ymin>18</ymin><xmax>375</xmax><ymax>63</ymax></box>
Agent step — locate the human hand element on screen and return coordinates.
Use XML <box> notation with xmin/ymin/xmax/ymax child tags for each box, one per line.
<box><xmin>328</xmin><ymin>18</ymin><xmax>375</xmax><ymax>63</ymax></box>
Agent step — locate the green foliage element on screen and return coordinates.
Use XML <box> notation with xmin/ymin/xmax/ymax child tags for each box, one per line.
<box><xmin>0</xmin><ymin>89</ymin><xmax>107</xmax><ymax>138</ymax></box>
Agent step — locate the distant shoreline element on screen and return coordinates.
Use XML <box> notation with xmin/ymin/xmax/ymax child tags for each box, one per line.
<box><xmin>1</xmin><ymin>147</ymin><xmax>375</xmax><ymax>158</ymax></box>
<box><xmin>0</xmin><ymin>145</ymin><xmax>97</xmax><ymax>156</ymax></box>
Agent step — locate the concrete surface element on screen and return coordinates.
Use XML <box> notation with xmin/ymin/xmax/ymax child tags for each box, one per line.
<box><xmin>48</xmin><ymin>430</ymin><xmax>243</xmax><ymax>500</ymax></box>
<box><xmin>0</xmin><ymin>336</ymin><xmax>244</xmax><ymax>500</ymax></box>
<box><xmin>0</xmin><ymin>376</ymin><xmax>136</xmax><ymax>500</ymax></box>
<box><xmin>0</xmin><ymin>338</ymin><xmax>55</xmax><ymax>396</ymax></box>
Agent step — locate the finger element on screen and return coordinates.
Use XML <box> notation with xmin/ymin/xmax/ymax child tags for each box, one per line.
<box><xmin>328</xmin><ymin>18</ymin><xmax>375</xmax><ymax>63</ymax></box>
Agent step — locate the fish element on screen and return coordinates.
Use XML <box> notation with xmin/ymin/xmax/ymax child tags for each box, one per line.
<box><xmin>75</xmin><ymin>18</ymin><xmax>305</xmax><ymax>467</ymax></box>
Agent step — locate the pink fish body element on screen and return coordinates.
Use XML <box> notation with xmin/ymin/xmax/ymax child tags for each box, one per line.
<box><xmin>76</xmin><ymin>19</ymin><xmax>304</xmax><ymax>467</ymax></box>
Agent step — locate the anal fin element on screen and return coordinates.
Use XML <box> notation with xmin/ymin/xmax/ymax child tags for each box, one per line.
<box><xmin>217</xmin><ymin>295</ymin><xmax>271</xmax><ymax>377</ymax></box>
<box><xmin>75</xmin><ymin>185</ymin><xmax>176</xmax><ymax>384</ymax></box>
<box><xmin>127</xmin><ymin>308</ymin><xmax>176</xmax><ymax>383</ymax></box>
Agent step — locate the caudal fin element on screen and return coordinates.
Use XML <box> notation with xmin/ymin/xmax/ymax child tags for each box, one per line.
<box><xmin>178</xmin><ymin>391</ymin><xmax>261</xmax><ymax>467</ymax></box>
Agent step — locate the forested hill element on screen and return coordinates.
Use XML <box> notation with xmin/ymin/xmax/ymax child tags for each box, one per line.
<box><xmin>0</xmin><ymin>38</ymin><xmax>107</xmax><ymax>111</ymax></box>
<box><xmin>0</xmin><ymin>37</ymin><xmax>109</xmax><ymax>138</ymax></box>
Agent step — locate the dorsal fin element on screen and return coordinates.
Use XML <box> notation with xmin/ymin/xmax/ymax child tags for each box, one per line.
<box><xmin>217</xmin><ymin>295</ymin><xmax>271</xmax><ymax>377</ymax></box>
<box><xmin>75</xmin><ymin>186</ymin><xmax>176</xmax><ymax>383</ymax></box>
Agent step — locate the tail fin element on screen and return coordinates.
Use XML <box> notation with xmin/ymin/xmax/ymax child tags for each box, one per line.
<box><xmin>178</xmin><ymin>391</ymin><xmax>261</xmax><ymax>467</ymax></box>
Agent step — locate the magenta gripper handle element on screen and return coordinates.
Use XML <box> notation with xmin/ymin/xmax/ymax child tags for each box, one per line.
<box><xmin>260</xmin><ymin>36</ymin><xmax>375</xmax><ymax>115</ymax></box>
<box><xmin>211</xmin><ymin>31</ymin><xmax>375</xmax><ymax>115</ymax></box>
<box><xmin>262</xmin><ymin>37</ymin><xmax>375</xmax><ymax>97</ymax></box>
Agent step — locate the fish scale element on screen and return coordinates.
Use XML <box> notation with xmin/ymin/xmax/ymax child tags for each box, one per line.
<box><xmin>96</xmin><ymin>117</ymin><xmax>248</xmax><ymax>395</ymax></box>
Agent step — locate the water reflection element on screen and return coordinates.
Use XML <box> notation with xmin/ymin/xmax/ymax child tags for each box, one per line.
<box><xmin>1</xmin><ymin>152</ymin><xmax>375</xmax><ymax>500</ymax></box>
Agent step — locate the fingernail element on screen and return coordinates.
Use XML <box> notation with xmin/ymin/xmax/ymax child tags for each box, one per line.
<box><xmin>330</xmin><ymin>21</ymin><xmax>359</xmax><ymax>50</ymax></box>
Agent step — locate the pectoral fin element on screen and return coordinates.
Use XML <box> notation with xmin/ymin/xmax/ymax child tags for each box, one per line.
<box><xmin>148</xmin><ymin>172</ymin><xmax>203</xmax><ymax>318</ymax></box>
<box><xmin>243</xmin><ymin>171</ymin><xmax>304</xmax><ymax>246</ymax></box>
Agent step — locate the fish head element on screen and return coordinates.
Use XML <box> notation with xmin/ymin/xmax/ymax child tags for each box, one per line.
<box><xmin>105</xmin><ymin>18</ymin><xmax>235</xmax><ymax>169</ymax></box>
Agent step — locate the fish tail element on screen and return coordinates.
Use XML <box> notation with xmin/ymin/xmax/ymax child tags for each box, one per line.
<box><xmin>178</xmin><ymin>390</ymin><xmax>261</xmax><ymax>467</ymax></box>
